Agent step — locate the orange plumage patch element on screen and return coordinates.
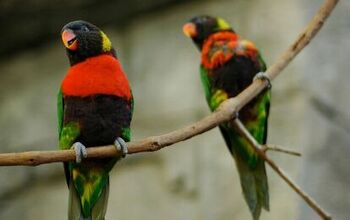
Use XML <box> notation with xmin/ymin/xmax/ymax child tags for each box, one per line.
<box><xmin>62</xmin><ymin>54</ymin><xmax>131</xmax><ymax>99</ymax></box>
<box><xmin>201</xmin><ymin>31</ymin><xmax>258</xmax><ymax>69</ymax></box>
<box><xmin>211</xmin><ymin>51</ymin><xmax>233</xmax><ymax>67</ymax></box>
<box><xmin>201</xmin><ymin>31</ymin><xmax>238</xmax><ymax>69</ymax></box>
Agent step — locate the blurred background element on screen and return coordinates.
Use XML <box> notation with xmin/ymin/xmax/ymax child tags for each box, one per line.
<box><xmin>0</xmin><ymin>0</ymin><xmax>348</xmax><ymax>219</ymax></box>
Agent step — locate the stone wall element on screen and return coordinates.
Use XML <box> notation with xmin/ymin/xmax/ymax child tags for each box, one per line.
<box><xmin>0</xmin><ymin>0</ymin><xmax>347</xmax><ymax>219</ymax></box>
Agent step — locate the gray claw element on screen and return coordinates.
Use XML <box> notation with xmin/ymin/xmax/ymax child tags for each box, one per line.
<box><xmin>114</xmin><ymin>137</ymin><xmax>128</xmax><ymax>157</ymax></box>
<box><xmin>71</xmin><ymin>142</ymin><xmax>88</xmax><ymax>163</ymax></box>
<box><xmin>254</xmin><ymin>72</ymin><xmax>272</xmax><ymax>88</ymax></box>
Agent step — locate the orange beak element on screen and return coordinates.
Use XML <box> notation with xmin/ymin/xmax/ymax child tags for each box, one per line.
<box><xmin>61</xmin><ymin>29</ymin><xmax>78</xmax><ymax>50</ymax></box>
<box><xmin>183</xmin><ymin>23</ymin><xmax>197</xmax><ymax>38</ymax></box>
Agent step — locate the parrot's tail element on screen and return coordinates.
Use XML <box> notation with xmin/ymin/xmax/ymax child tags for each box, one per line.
<box><xmin>235</xmin><ymin>156</ymin><xmax>269</xmax><ymax>220</ymax></box>
<box><xmin>68</xmin><ymin>179</ymin><xmax>109</xmax><ymax>220</ymax></box>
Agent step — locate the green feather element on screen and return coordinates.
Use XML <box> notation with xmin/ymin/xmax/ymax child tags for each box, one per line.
<box><xmin>199</xmin><ymin>43</ymin><xmax>270</xmax><ymax>220</ymax></box>
<box><xmin>57</xmin><ymin>89</ymin><xmax>64</xmax><ymax>139</ymax></box>
<box><xmin>71</xmin><ymin>165</ymin><xmax>109</xmax><ymax>218</ymax></box>
<box><xmin>57</xmin><ymin>88</ymin><xmax>113</xmax><ymax>219</ymax></box>
<box><xmin>58</xmin><ymin>86</ymin><xmax>133</xmax><ymax>219</ymax></box>
<box><xmin>59</xmin><ymin>122</ymin><xmax>80</xmax><ymax>150</ymax></box>
<box><xmin>216</xmin><ymin>90</ymin><xmax>270</xmax><ymax>220</ymax></box>
<box><xmin>200</xmin><ymin>65</ymin><xmax>213</xmax><ymax>106</ymax></box>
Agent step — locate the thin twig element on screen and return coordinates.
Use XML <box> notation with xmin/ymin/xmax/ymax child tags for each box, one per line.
<box><xmin>0</xmin><ymin>0</ymin><xmax>338</xmax><ymax>219</ymax></box>
<box><xmin>232</xmin><ymin>119</ymin><xmax>331</xmax><ymax>219</ymax></box>
<box><xmin>262</xmin><ymin>144</ymin><xmax>302</xmax><ymax>157</ymax></box>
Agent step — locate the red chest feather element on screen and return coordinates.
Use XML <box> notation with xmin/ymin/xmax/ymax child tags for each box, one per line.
<box><xmin>62</xmin><ymin>54</ymin><xmax>131</xmax><ymax>99</ymax></box>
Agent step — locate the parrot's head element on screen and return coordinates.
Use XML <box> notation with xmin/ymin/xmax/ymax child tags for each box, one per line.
<box><xmin>61</xmin><ymin>20</ymin><xmax>115</xmax><ymax>65</ymax></box>
<box><xmin>183</xmin><ymin>15</ymin><xmax>234</xmax><ymax>49</ymax></box>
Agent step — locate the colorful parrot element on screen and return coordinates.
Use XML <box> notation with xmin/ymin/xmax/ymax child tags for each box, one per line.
<box><xmin>58</xmin><ymin>20</ymin><xmax>133</xmax><ymax>220</ymax></box>
<box><xmin>183</xmin><ymin>16</ymin><xmax>271</xmax><ymax>220</ymax></box>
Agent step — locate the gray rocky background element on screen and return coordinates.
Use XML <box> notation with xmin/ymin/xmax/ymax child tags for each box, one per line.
<box><xmin>0</xmin><ymin>0</ymin><xmax>348</xmax><ymax>219</ymax></box>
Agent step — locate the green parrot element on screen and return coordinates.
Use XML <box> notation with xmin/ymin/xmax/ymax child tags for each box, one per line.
<box><xmin>183</xmin><ymin>15</ymin><xmax>271</xmax><ymax>219</ymax></box>
<box><xmin>58</xmin><ymin>20</ymin><xmax>133</xmax><ymax>220</ymax></box>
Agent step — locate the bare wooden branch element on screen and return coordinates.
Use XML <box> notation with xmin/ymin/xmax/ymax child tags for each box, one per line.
<box><xmin>263</xmin><ymin>144</ymin><xmax>302</xmax><ymax>157</ymax></box>
<box><xmin>0</xmin><ymin>108</ymin><xmax>236</xmax><ymax>166</ymax></box>
<box><xmin>232</xmin><ymin>119</ymin><xmax>331</xmax><ymax>219</ymax></box>
<box><xmin>266</xmin><ymin>0</ymin><xmax>339</xmax><ymax>82</ymax></box>
<box><xmin>0</xmin><ymin>0</ymin><xmax>338</xmax><ymax>219</ymax></box>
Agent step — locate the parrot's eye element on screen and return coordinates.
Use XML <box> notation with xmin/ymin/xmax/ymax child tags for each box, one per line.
<box><xmin>82</xmin><ymin>26</ymin><xmax>89</xmax><ymax>32</ymax></box>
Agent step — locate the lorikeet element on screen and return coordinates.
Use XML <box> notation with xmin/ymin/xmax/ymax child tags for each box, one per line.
<box><xmin>183</xmin><ymin>16</ymin><xmax>271</xmax><ymax>220</ymax></box>
<box><xmin>58</xmin><ymin>20</ymin><xmax>133</xmax><ymax>220</ymax></box>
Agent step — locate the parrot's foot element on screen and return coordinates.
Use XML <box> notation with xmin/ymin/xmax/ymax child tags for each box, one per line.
<box><xmin>114</xmin><ymin>137</ymin><xmax>128</xmax><ymax>157</ymax></box>
<box><xmin>254</xmin><ymin>72</ymin><xmax>272</xmax><ymax>89</ymax></box>
<box><xmin>71</xmin><ymin>142</ymin><xmax>88</xmax><ymax>163</ymax></box>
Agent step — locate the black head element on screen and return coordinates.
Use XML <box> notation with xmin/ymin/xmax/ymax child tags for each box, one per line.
<box><xmin>61</xmin><ymin>20</ymin><xmax>114</xmax><ymax>65</ymax></box>
<box><xmin>183</xmin><ymin>15</ymin><xmax>234</xmax><ymax>49</ymax></box>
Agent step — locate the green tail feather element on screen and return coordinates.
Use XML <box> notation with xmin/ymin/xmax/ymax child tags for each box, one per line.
<box><xmin>68</xmin><ymin>178</ymin><xmax>109</xmax><ymax>220</ymax></box>
<box><xmin>91</xmin><ymin>179</ymin><xmax>109</xmax><ymax>220</ymax></box>
<box><xmin>235</xmin><ymin>155</ymin><xmax>269</xmax><ymax>220</ymax></box>
<box><xmin>219</xmin><ymin>125</ymin><xmax>269</xmax><ymax>220</ymax></box>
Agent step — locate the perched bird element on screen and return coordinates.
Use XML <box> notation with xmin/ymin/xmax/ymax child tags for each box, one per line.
<box><xmin>58</xmin><ymin>20</ymin><xmax>133</xmax><ymax>220</ymax></box>
<box><xmin>183</xmin><ymin>16</ymin><xmax>271</xmax><ymax>219</ymax></box>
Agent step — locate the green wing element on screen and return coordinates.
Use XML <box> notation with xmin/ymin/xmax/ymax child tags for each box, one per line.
<box><xmin>249</xmin><ymin>50</ymin><xmax>269</xmax><ymax>146</ymax></box>
<box><xmin>245</xmin><ymin>90</ymin><xmax>270</xmax><ymax>145</ymax></box>
<box><xmin>58</xmin><ymin>86</ymin><xmax>133</xmax><ymax>218</ymax></box>
<box><xmin>257</xmin><ymin>53</ymin><xmax>267</xmax><ymax>72</ymax></box>
<box><xmin>201</xmin><ymin>65</ymin><xmax>227</xmax><ymax>111</ymax></box>
<box><xmin>57</xmin><ymin>88</ymin><xmax>80</xmax><ymax>187</ymax></box>
<box><xmin>200</xmin><ymin>65</ymin><xmax>213</xmax><ymax>106</ymax></box>
<box><xmin>121</xmin><ymin>92</ymin><xmax>134</xmax><ymax>142</ymax></box>
<box><xmin>200</xmin><ymin>46</ymin><xmax>270</xmax><ymax>219</ymax></box>
<box><xmin>57</xmin><ymin>89</ymin><xmax>64</xmax><ymax>139</ymax></box>
<box><xmin>57</xmin><ymin>88</ymin><xmax>80</xmax><ymax>150</ymax></box>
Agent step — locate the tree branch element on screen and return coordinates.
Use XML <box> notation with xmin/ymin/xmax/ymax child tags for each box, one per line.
<box><xmin>0</xmin><ymin>0</ymin><xmax>338</xmax><ymax>219</ymax></box>
<box><xmin>262</xmin><ymin>144</ymin><xmax>302</xmax><ymax>157</ymax></box>
<box><xmin>232</xmin><ymin>119</ymin><xmax>331</xmax><ymax>219</ymax></box>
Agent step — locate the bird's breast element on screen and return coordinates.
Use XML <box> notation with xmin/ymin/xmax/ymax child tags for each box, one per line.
<box><xmin>62</xmin><ymin>54</ymin><xmax>131</xmax><ymax>99</ymax></box>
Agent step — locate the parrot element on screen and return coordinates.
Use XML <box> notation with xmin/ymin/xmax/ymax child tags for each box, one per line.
<box><xmin>58</xmin><ymin>20</ymin><xmax>133</xmax><ymax>220</ymax></box>
<box><xmin>183</xmin><ymin>15</ymin><xmax>271</xmax><ymax>220</ymax></box>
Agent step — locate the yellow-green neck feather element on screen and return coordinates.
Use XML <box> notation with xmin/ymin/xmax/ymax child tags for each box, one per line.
<box><xmin>100</xmin><ymin>31</ymin><xmax>112</xmax><ymax>52</ymax></box>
